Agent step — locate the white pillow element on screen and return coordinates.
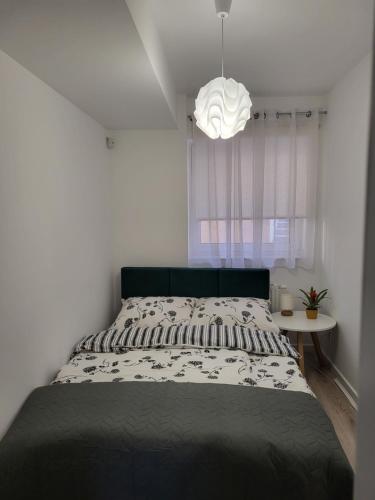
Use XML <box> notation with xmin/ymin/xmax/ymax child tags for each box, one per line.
<box><xmin>112</xmin><ymin>296</ymin><xmax>197</xmax><ymax>330</ymax></box>
<box><xmin>190</xmin><ymin>297</ymin><xmax>279</xmax><ymax>333</ymax></box>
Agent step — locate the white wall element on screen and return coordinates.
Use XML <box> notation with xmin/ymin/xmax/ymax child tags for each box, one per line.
<box><xmin>319</xmin><ymin>53</ymin><xmax>372</xmax><ymax>395</ymax></box>
<box><xmin>0</xmin><ymin>50</ymin><xmax>113</xmax><ymax>436</ymax></box>
<box><xmin>110</xmin><ymin>96</ymin><xmax>188</xmax><ymax>310</ymax></box>
<box><xmin>356</xmin><ymin>48</ymin><xmax>375</xmax><ymax>497</ymax></box>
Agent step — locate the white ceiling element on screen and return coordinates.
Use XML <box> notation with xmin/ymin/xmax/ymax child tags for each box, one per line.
<box><xmin>151</xmin><ymin>0</ymin><xmax>373</xmax><ymax>96</ymax></box>
<box><xmin>0</xmin><ymin>0</ymin><xmax>373</xmax><ymax>129</ymax></box>
<box><xmin>0</xmin><ymin>0</ymin><xmax>177</xmax><ymax>129</ymax></box>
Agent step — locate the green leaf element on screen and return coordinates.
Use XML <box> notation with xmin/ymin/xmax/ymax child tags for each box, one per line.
<box><xmin>316</xmin><ymin>289</ymin><xmax>328</xmax><ymax>300</ymax></box>
<box><xmin>316</xmin><ymin>290</ymin><xmax>328</xmax><ymax>303</ymax></box>
<box><xmin>299</xmin><ymin>289</ymin><xmax>311</xmax><ymax>301</ymax></box>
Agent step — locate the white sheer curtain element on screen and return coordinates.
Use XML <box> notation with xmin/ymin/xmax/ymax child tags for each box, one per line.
<box><xmin>188</xmin><ymin>111</ymin><xmax>319</xmax><ymax>269</ymax></box>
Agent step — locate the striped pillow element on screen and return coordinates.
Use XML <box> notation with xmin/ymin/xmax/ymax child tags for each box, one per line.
<box><xmin>73</xmin><ymin>325</ymin><xmax>298</xmax><ymax>359</ymax></box>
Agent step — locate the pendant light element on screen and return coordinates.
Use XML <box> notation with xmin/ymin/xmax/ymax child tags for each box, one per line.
<box><xmin>194</xmin><ymin>0</ymin><xmax>252</xmax><ymax>140</ymax></box>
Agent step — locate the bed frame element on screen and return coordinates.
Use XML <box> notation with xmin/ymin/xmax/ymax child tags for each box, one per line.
<box><xmin>121</xmin><ymin>267</ymin><xmax>270</xmax><ymax>300</ymax></box>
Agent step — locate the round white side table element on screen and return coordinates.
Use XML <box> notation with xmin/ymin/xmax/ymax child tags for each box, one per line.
<box><xmin>272</xmin><ymin>311</ymin><xmax>336</xmax><ymax>375</ymax></box>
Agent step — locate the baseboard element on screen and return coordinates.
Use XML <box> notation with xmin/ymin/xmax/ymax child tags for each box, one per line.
<box><xmin>323</xmin><ymin>353</ymin><xmax>358</xmax><ymax>410</ymax></box>
<box><xmin>333</xmin><ymin>377</ymin><xmax>358</xmax><ymax>410</ymax></box>
<box><xmin>290</xmin><ymin>344</ymin><xmax>358</xmax><ymax>409</ymax></box>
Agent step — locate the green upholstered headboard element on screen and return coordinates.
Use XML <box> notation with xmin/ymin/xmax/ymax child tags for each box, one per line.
<box><xmin>121</xmin><ymin>267</ymin><xmax>270</xmax><ymax>300</ymax></box>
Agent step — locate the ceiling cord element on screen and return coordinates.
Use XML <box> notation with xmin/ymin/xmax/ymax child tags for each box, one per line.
<box><xmin>221</xmin><ymin>17</ymin><xmax>224</xmax><ymax>77</ymax></box>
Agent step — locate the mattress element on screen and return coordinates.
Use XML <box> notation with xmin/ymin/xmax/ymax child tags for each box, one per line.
<box><xmin>53</xmin><ymin>347</ymin><xmax>312</xmax><ymax>395</ymax></box>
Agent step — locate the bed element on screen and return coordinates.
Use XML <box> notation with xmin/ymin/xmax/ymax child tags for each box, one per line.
<box><xmin>0</xmin><ymin>267</ymin><xmax>353</xmax><ymax>500</ymax></box>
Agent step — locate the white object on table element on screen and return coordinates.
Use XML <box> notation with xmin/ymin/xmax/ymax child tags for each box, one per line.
<box><xmin>272</xmin><ymin>311</ymin><xmax>336</xmax><ymax>376</ymax></box>
<box><xmin>270</xmin><ymin>283</ymin><xmax>279</xmax><ymax>312</ymax></box>
<box><xmin>270</xmin><ymin>283</ymin><xmax>288</xmax><ymax>312</ymax></box>
<box><xmin>279</xmin><ymin>292</ymin><xmax>294</xmax><ymax>312</ymax></box>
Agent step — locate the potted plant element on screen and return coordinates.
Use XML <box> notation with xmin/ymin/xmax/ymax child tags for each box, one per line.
<box><xmin>299</xmin><ymin>287</ymin><xmax>328</xmax><ymax>319</ymax></box>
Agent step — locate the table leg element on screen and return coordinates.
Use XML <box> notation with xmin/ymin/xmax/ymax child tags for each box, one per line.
<box><xmin>297</xmin><ymin>331</ymin><xmax>305</xmax><ymax>376</ymax></box>
<box><xmin>310</xmin><ymin>332</ymin><xmax>329</xmax><ymax>368</ymax></box>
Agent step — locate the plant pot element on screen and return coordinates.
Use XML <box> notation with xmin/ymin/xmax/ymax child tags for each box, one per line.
<box><xmin>306</xmin><ymin>309</ymin><xmax>318</xmax><ymax>320</ymax></box>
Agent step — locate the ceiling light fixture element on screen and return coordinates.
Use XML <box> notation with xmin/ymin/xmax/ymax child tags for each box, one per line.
<box><xmin>194</xmin><ymin>0</ymin><xmax>252</xmax><ymax>140</ymax></box>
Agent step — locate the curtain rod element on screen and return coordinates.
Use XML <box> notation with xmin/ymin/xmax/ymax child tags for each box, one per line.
<box><xmin>187</xmin><ymin>110</ymin><xmax>327</xmax><ymax>122</ymax></box>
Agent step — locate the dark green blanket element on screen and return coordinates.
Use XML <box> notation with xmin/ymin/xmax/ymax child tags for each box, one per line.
<box><xmin>0</xmin><ymin>382</ymin><xmax>352</xmax><ymax>500</ymax></box>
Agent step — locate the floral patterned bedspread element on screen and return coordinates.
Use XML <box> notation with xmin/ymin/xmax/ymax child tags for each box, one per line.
<box><xmin>53</xmin><ymin>347</ymin><xmax>312</xmax><ymax>394</ymax></box>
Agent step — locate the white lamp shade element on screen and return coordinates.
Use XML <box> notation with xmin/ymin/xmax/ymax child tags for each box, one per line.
<box><xmin>280</xmin><ymin>293</ymin><xmax>294</xmax><ymax>312</ymax></box>
<box><xmin>194</xmin><ymin>76</ymin><xmax>252</xmax><ymax>139</ymax></box>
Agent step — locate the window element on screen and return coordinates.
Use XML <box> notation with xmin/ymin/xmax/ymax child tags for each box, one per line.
<box><xmin>188</xmin><ymin>112</ymin><xmax>319</xmax><ymax>269</ymax></box>
<box><xmin>199</xmin><ymin>219</ymin><xmax>275</xmax><ymax>244</ymax></box>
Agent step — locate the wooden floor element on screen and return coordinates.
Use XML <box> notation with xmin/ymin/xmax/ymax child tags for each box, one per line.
<box><xmin>304</xmin><ymin>350</ymin><xmax>357</xmax><ymax>469</ymax></box>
